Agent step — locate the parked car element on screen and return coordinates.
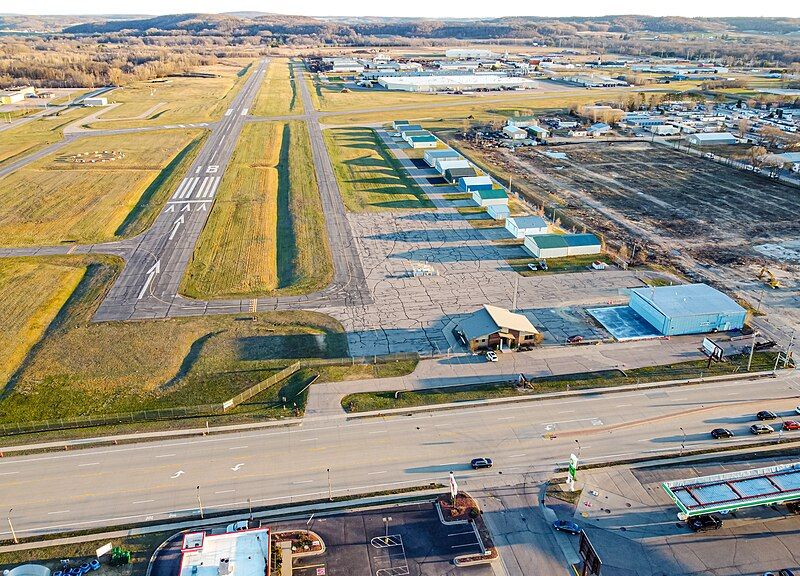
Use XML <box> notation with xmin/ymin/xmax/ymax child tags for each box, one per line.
<box><xmin>687</xmin><ymin>514</ymin><xmax>722</xmax><ymax>532</ymax></box>
<box><xmin>590</xmin><ymin>260</ymin><xmax>607</xmax><ymax>270</ymax></box>
<box><xmin>538</xmin><ymin>260</ymin><xmax>548</xmax><ymax>271</ymax></box>
<box><xmin>552</xmin><ymin>520</ymin><xmax>581</xmax><ymax>534</ymax></box>
<box><xmin>757</xmin><ymin>410</ymin><xmax>778</xmax><ymax>420</ymax></box>
<box><xmin>471</xmin><ymin>457</ymin><xmax>493</xmax><ymax>469</ymax></box>
<box><xmin>754</xmin><ymin>340</ymin><xmax>777</xmax><ymax>351</ymax></box>
<box><xmin>779</xmin><ymin>568</ymin><xmax>796</xmax><ymax>576</ymax></box>
<box><xmin>566</xmin><ymin>335</ymin><xmax>584</xmax><ymax>344</ymax></box>
<box><xmin>711</xmin><ymin>428</ymin><xmax>734</xmax><ymax>439</ymax></box>
<box><xmin>750</xmin><ymin>423</ymin><xmax>775</xmax><ymax>435</ymax></box>
<box><xmin>226</xmin><ymin>521</ymin><xmax>249</xmax><ymax>533</ymax></box>
<box><xmin>784</xmin><ymin>420</ymin><xmax>800</xmax><ymax>431</ymax></box>
<box><xmin>795</xmin><ymin>405</ymin><xmax>800</xmax><ymax>416</ymax></box>
<box><xmin>527</xmin><ymin>262</ymin><xmax>538</xmax><ymax>271</ymax></box>
<box><xmin>485</xmin><ymin>350</ymin><xmax>498</xmax><ymax>362</ymax></box>
<box><xmin>786</xmin><ymin>501</ymin><xmax>800</xmax><ymax>515</ymax></box>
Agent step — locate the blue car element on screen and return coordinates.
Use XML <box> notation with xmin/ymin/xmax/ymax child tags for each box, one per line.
<box><xmin>553</xmin><ymin>520</ymin><xmax>581</xmax><ymax>535</ymax></box>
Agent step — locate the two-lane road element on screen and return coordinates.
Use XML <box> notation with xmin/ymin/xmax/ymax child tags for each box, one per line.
<box><xmin>2</xmin><ymin>372</ymin><xmax>798</xmax><ymax>538</ymax></box>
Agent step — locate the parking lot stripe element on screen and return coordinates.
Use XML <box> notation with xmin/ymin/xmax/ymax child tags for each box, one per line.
<box><xmin>451</xmin><ymin>543</ymin><xmax>477</xmax><ymax>549</ymax></box>
<box><xmin>447</xmin><ymin>531</ymin><xmax>474</xmax><ymax>537</ymax></box>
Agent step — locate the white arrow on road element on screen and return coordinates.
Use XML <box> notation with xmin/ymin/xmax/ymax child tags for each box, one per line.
<box><xmin>137</xmin><ymin>261</ymin><xmax>160</xmax><ymax>300</ymax></box>
<box><xmin>168</xmin><ymin>214</ymin><xmax>185</xmax><ymax>241</ymax></box>
<box><xmin>231</xmin><ymin>463</ymin><xmax>245</xmax><ymax>472</ymax></box>
<box><xmin>170</xmin><ymin>470</ymin><xmax>185</xmax><ymax>479</ymax></box>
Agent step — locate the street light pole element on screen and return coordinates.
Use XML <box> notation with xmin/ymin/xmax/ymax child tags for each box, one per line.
<box><xmin>7</xmin><ymin>508</ymin><xmax>18</xmax><ymax>544</ymax></box>
<box><xmin>382</xmin><ymin>516</ymin><xmax>392</xmax><ymax>543</ymax></box>
<box><xmin>196</xmin><ymin>486</ymin><xmax>204</xmax><ymax>519</ymax></box>
<box><xmin>327</xmin><ymin>468</ymin><xmax>333</xmax><ymax>501</ymax></box>
<box><xmin>747</xmin><ymin>331</ymin><xmax>759</xmax><ymax>372</ymax></box>
<box><xmin>575</xmin><ymin>439</ymin><xmax>582</xmax><ymax>459</ymax></box>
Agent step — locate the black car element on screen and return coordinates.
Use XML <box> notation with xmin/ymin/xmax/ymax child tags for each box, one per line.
<box><xmin>687</xmin><ymin>514</ymin><xmax>722</xmax><ymax>532</ymax></box>
<box><xmin>711</xmin><ymin>428</ymin><xmax>734</xmax><ymax>439</ymax></box>
<box><xmin>757</xmin><ymin>410</ymin><xmax>778</xmax><ymax>420</ymax></box>
<box><xmin>471</xmin><ymin>457</ymin><xmax>493</xmax><ymax>469</ymax></box>
<box><xmin>779</xmin><ymin>569</ymin><xmax>796</xmax><ymax>576</ymax></box>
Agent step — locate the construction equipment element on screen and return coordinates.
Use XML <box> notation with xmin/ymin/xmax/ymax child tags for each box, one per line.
<box><xmin>758</xmin><ymin>266</ymin><xmax>783</xmax><ymax>289</ymax></box>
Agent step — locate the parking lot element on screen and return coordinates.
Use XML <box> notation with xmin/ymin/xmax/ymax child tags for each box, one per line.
<box><xmin>275</xmin><ymin>503</ymin><xmax>493</xmax><ymax>576</ymax></box>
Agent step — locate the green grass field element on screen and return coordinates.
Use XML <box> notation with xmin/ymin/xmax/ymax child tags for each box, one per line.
<box><xmin>181</xmin><ymin>121</ymin><xmax>332</xmax><ymax>298</ymax></box>
<box><xmin>0</xmin><ymin>129</ymin><xmax>204</xmax><ymax>246</ymax></box>
<box><xmin>323</xmin><ymin>127</ymin><xmax>433</xmax><ymax>211</ymax></box>
<box><xmin>342</xmin><ymin>352</ymin><xmax>782</xmax><ymax>413</ymax></box>
<box><xmin>87</xmin><ymin>59</ymin><xmax>254</xmax><ymax>128</ymax></box>
<box><xmin>0</xmin><ymin>258</ymin><xmax>85</xmax><ymax>387</ymax></box>
<box><xmin>251</xmin><ymin>58</ymin><xmax>304</xmax><ymax>117</ymax></box>
<box><xmin>1</xmin><ymin>256</ymin><xmax>348</xmax><ymax>425</ymax></box>
<box><xmin>0</xmin><ymin>106</ymin><xmax>92</xmax><ymax>167</ymax></box>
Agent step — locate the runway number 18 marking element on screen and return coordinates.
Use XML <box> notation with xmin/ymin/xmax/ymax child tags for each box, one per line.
<box><xmin>206</xmin><ymin>165</ymin><xmax>219</xmax><ymax>173</ymax></box>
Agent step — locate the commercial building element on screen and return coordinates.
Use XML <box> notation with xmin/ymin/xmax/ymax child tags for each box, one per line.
<box><xmin>324</xmin><ymin>58</ymin><xmax>365</xmax><ymax>73</ymax></box>
<box><xmin>179</xmin><ymin>528</ymin><xmax>271</xmax><ymax>576</ymax></box>
<box><xmin>523</xmin><ymin>233</ymin><xmax>601</xmax><ymax>258</ymax></box>
<box><xmin>472</xmin><ymin>188</ymin><xmax>509</xmax><ymax>208</ymax></box>
<box><xmin>424</xmin><ymin>149</ymin><xmax>461</xmax><ymax>167</ymax></box>
<box><xmin>526</xmin><ymin>125</ymin><xmax>550</xmax><ymax>140</ymax></box>
<box><xmin>686</xmin><ymin>132</ymin><xmax>738</xmax><ymax>146</ymax></box>
<box><xmin>628</xmin><ymin>283</ymin><xmax>746</xmax><ymax>336</ymax></box>
<box><xmin>0</xmin><ymin>86</ymin><xmax>35</xmax><ymax>104</ymax></box>
<box><xmin>587</xmin><ymin>122</ymin><xmax>611</xmax><ymax>137</ymax></box>
<box><xmin>455</xmin><ymin>304</ymin><xmax>539</xmax><ymax>351</ymax></box>
<box><xmin>503</xmin><ymin>125</ymin><xmax>528</xmax><ymax>140</ymax></box>
<box><xmin>83</xmin><ymin>96</ymin><xmax>108</xmax><ymax>107</ymax></box>
<box><xmin>562</xmin><ymin>75</ymin><xmax>628</xmax><ymax>88</ymax></box>
<box><xmin>445</xmin><ymin>167</ymin><xmax>477</xmax><ymax>183</ymax></box>
<box><xmin>487</xmin><ymin>204</ymin><xmax>511</xmax><ymax>220</ymax></box>
<box><xmin>505</xmin><ymin>216</ymin><xmax>548</xmax><ymax>238</ymax></box>
<box><xmin>392</xmin><ymin>120</ymin><xmax>410</xmax><ymax>129</ymax></box>
<box><xmin>457</xmin><ymin>175</ymin><xmax>493</xmax><ymax>192</ymax></box>
<box><xmin>377</xmin><ymin>74</ymin><xmax>536</xmax><ymax>93</ymax></box>
<box><xmin>647</xmin><ymin>124</ymin><xmax>681</xmax><ymax>136</ymax></box>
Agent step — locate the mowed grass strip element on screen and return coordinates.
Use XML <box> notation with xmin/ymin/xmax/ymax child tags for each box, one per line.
<box><xmin>0</xmin><ymin>106</ymin><xmax>93</xmax><ymax>167</ymax></box>
<box><xmin>0</xmin><ymin>258</ymin><xmax>85</xmax><ymax>386</ymax></box>
<box><xmin>181</xmin><ymin>121</ymin><xmax>332</xmax><ymax>298</ymax></box>
<box><xmin>251</xmin><ymin>58</ymin><xmax>304</xmax><ymax>117</ymax></box>
<box><xmin>323</xmin><ymin>127</ymin><xmax>432</xmax><ymax>211</ymax></box>
<box><xmin>89</xmin><ymin>58</ymin><xmax>255</xmax><ymax>128</ymax></box>
<box><xmin>2</xmin><ymin>256</ymin><xmax>348</xmax><ymax>425</ymax></box>
<box><xmin>0</xmin><ymin>129</ymin><xmax>203</xmax><ymax>246</ymax></box>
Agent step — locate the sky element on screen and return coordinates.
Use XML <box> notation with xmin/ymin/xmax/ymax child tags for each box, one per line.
<box><xmin>12</xmin><ymin>0</ymin><xmax>800</xmax><ymax>18</ymax></box>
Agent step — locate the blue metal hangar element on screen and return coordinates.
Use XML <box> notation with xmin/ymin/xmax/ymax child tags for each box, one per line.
<box><xmin>629</xmin><ymin>283</ymin><xmax>746</xmax><ymax>336</ymax></box>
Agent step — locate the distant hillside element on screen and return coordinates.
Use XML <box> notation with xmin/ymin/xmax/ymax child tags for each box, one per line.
<box><xmin>61</xmin><ymin>13</ymin><xmax>800</xmax><ymax>38</ymax></box>
<box><xmin>0</xmin><ymin>13</ymin><xmax>146</xmax><ymax>32</ymax></box>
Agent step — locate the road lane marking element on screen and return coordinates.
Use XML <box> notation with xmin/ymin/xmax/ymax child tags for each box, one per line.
<box><xmin>47</xmin><ymin>510</ymin><xmax>70</xmax><ymax>515</ymax></box>
<box><xmin>155</xmin><ymin>454</ymin><xmax>176</xmax><ymax>458</ymax></box>
<box><xmin>369</xmin><ymin>430</ymin><xmax>386</xmax><ymax>434</ymax></box>
<box><xmin>558</xmin><ymin>410</ymin><xmax>575</xmax><ymax>414</ymax></box>
<box><xmin>509</xmin><ymin>454</ymin><xmax>527</xmax><ymax>458</ymax></box>
<box><xmin>228</xmin><ymin>446</ymin><xmax>249</xmax><ymax>450</ymax></box>
<box><xmin>368</xmin><ymin>470</ymin><xmax>388</xmax><ymax>475</ymax></box>
<box><xmin>299</xmin><ymin>437</ymin><xmax>318</xmax><ymax>442</ymax></box>
<box><xmin>78</xmin><ymin>462</ymin><xmax>100</xmax><ymax>467</ymax></box>
<box><xmin>292</xmin><ymin>479</ymin><xmax>314</xmax><ymax>484</ymax></box>
<box><xmin>499</xmin><ymin>416</ymin><xmax>515</xmax><ymax>421</ymax></box>
<box><xmin>225</xmin><ymin>109</ymin><xmax>232</xmax><ymax>116</ymax></box>
<box><xmin>132</xmin><ymin>499</ymin><xmax>154</xmax><ymax>504</ymax></box>
<box><xmin>615</xmin><ymin>404</ymin><xmax>631</xmax><ymax>408</ymax></box>
<box><xmin>0</xmin><ymin>471</ymin><xmax>20</xmax><ymax>476</ymax></box>
<box><xmin>241</xmin><ymin>108</ymin><xmax>248</xmax><ymax>116</ymax></box>
<box><xmin>215</xmin><ymin>489</ymin><xmax>236</xmax><ymax>495</ymax></box>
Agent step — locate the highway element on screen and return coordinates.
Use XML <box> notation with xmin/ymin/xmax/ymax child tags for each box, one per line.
<box><xmin>2</xmin><ymin>372</ymin><xmax>798</xmax><ymax>538</ymax></box>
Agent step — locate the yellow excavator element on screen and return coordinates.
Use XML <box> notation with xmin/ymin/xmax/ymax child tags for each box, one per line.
<box><xmin>758</xmin><ymin>266</ymin><xmax>783</xmax><ymax>289</ymax></box>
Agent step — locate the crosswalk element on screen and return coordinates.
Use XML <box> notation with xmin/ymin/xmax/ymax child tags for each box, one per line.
<box><xmin>171</xmin><ymin>176</ymin><xmax>220</xmax><ymax>200</ymax></box>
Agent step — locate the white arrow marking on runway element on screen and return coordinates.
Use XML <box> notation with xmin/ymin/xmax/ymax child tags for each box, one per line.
<box><xmin>230</xmin><ymin>463</ymin><xmax>245</xmax><ymax>472</ymax></box>
<box><xmin>137</xmin><ymin>261</ymin><xmax>160</xmax><ymax>300</ymax></box>
<box><xmin>181</xmin><ymin>204</ymin><xmax>191</xmax><ymax>212</ymax></box>
<box><xmin>165</xmin><ymin>205</ymin><xmax>175</xmax><ymax>213</ymax></box>
<box><xmin>168</xmin><ymin>214</ymin><xmax>185</xmax><ymax>240</ymax></box>
<box><xmin>198</xmin><ymin>203</ymin><xmax>207</xmax><ymax>211</ymax></box>
<box><xmin>170</xmin><ymin>470</ymin><xmax>185</xmax><ymax>479</ymax></box>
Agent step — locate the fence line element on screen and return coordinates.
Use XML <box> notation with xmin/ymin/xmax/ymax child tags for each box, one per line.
<box><xmin>222</xmin><ymin>362</ymin><xmax>302</xmax><ymax>411</ymax></box>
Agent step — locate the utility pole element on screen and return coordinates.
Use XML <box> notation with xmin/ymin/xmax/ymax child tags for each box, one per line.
<box><xmin>327</xmin><ymin>468</ymin><xmax>333</xmax><ymax>501</ymax></box>
<box><xmin>679</xmin><ymin>427</ymin><xmax>686</xmax><ymax>457</ymax></box>
<box><xmin>747</xmin><ymin>331</ymin><xmax>759</xmax><ymax>372</ymax></box>
<box><xmin>196</xmin><ymin>486</ymin><xmax>204</xmax><ymax>519</ymax></box>
<box><xmin>7</xmin><ymin>509</ymin><xmax>18</xmax><ymax>544</ymax></box>
<box><xmin>785</xmin><ymin>332</ymin><xmax>795</xmax><ymax>369</ymax></box>
<box><xmin>512</xmin><ymin>275</ymin><xmax>519</xmax><ymax>311</ymax></box>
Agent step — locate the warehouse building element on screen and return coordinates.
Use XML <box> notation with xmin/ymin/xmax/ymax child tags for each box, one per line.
<box><xmin>445</xmin><ymin>48</ymin><xmax>498</xmax><ymax>59</ymax></box>
<box><xmin>377</xmin><ymin>74</ymin><xmax>536</xmax><ymax>93</ymax></box>
<box><xmin>686</xmin><ymin>132</ymin><xmax>738</xmax><ymax>146</ymax></box>
<box><xmin>629</xmin><ymin>283</ymin><xmax>746</xmax><ymax>336</ymax></box>
<box><xmin>503</xmin><ymin>125</ymin><xmax>528</xmax><ymax>140</ymax></box>
<box><xmin>472</xmin><ymin>188</ymin><xmax>509</xmax><ymax>208</ymax></box>
<box><xmin>445</xmin><ymin>167</ymin><xmax>477</xmax><ymax>183</ymax></box>
<box><xmin>398</xmin><ymin>124</ymin><xmax>423</xmax><ymax>135</ymax></box>
<box><xmin>523</xmin><ymin>233</ymin><xmax>601</xmax><ymax>258</ymax></box>
<box><xmin>526</xmin><ymin>125</ymin><xmax>550</xmax><ymax>140</ymax></box>
<box><xmin>455</xmin><ymin>304</ymin><xmax>539</xmax><ymax>351</ymax></box>
<box><xmin>0</xmin><ymin>86</ymin><xmax>35</xmax><ymax>104</ymax></box>
<box><xmin>424</xmin><ymin>149</ymin><xmax>462</xmax><ymax>167</ymax></box>
<box><xmin>392</xmin><ymin>120</ymin><xmax>410</xmax><ymax>129</ymax></box>
<box><xmin>401</xmin><ymin>129</ymin><xmax>430</xmax><ymax>142</ymax></box>
<box><xmin>587</xmin><ymin>122</ymin><xmax>611</xmax><ymax>137</ymax></box>
<box><xmin>487</xmin><ymin>204</ymin><xmax>511</xmax><ymax>220</ymax></box>
<box><xmin>83</xmin><ymin>96</ymin><xmax>108</xmax><ymax>107</ymax></box>
<box><xmin>436</xmin><ymin>158</ymin><xmax>472</xmax><ymax>175</ymax></box>
<box><xmin>458</xmin><ymin>175</ymin><xmax>493</xmax><ymax>192</ymax></box>
<box><xmin>505</xmin><ymin>216</ymin><xmax>548</xmax><ymax>238</ymax></box>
